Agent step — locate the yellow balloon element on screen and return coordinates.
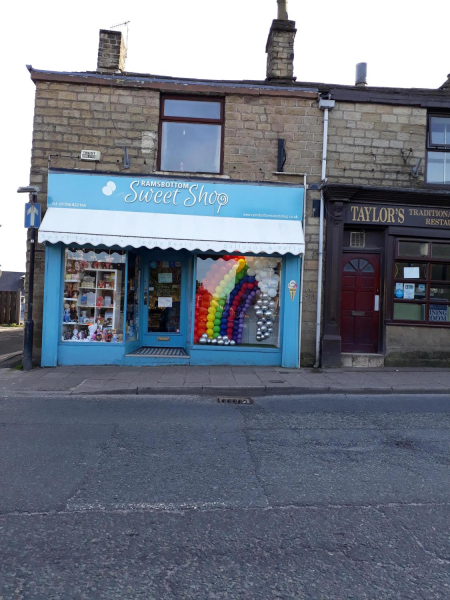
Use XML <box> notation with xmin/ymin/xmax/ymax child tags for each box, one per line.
<box><xmin>207</xmin><ymin>315</ymin><xmax>214</xmax><ymax>322</ymax></box>
<box><xmin>208</xmin><ymin>307</ymin><xmax>216</xmax><ymax>314</ymax></box>
<box><xmin>236</xmin><ymin>258</ymin><xmax>246</xmax><ymax>273</ymax></box>
<box><xmin>206</xmin><ymin>328</ymin><xmax>214</xmax><ymax>336</ymax></box>
<box><xmin>211</xmin><ymin>300</ymin><xmax>219</xmax><ymax>308</ymax></box>
<box><xmin>212</xmin><ymin>293</ymin><xmax>220</xmax><ymax>300</ymax></box>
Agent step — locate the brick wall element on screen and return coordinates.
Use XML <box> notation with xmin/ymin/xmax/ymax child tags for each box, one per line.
<box><xmin>327</xmin><ymin>102</ymin><xmax>427</xmax><ymax>187</ymax></box>
<box><xmin>386</xmin><ymin>325</ymin><xmax>450</xmax><ymax>367</ymax></box>
<box><xmin>29</xmin><ymin>81</ymin><xmax>322</xmax><ymax>364</ymax></box>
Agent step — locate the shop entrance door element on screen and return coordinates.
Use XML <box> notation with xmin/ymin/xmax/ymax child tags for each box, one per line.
<box><xmin>341</xmin><ymin>253</ymin><xmax>380</xmax><ymax>353</ymax></box>
<box><xmin>140</xmin><ymin>250</ymin><xmax>189</xmax><ymax>348</ymax></box>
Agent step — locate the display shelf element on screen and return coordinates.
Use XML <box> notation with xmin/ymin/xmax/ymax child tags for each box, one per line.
<box><xmin>62</xmin><ymin>268</ymin><xmax>121</xmax><ymax>341</ymax></box>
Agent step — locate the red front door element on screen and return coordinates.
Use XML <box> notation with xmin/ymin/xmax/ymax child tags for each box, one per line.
<box><xmin>341</xmin><ymin>253</ymin><xmax>380</xmax><ymax>353</ymax></box>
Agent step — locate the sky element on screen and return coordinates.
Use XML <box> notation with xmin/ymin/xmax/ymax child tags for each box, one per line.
<box><xmin>0</xmin><ymin>0</ymin><xmax>448</xmax><ymax>273</ymax></box>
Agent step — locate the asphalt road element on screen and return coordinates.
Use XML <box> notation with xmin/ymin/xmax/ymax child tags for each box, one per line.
<box><xmin>0</xmin><ymin>327</ymin><xmax>23</xmax><ymax>358</ymax></box>
<box><xmin>1</xmin><ymin>393</ymin><xmax>450</xmax><ymax>599</ymax></box>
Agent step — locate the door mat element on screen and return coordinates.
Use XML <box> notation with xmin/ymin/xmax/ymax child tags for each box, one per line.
<box><xmin>128</xmin><ymin>347</ymin><xmax>189</xmax><ymax>357</ymax></box>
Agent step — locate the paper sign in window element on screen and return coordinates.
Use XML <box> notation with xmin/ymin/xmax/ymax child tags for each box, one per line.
<box><xmin>158</xmin><ymin>273</ymin><xmax>173</xmax><ymax>283</ymax></box>
<box><xmin>158</xmin><ymin>297</ymin><xmax>173</xmax><ymax>308</ymax></box>
<box><xmin>403</xmin><ymin>283</ymin><xmax>415</xmax><ymax>300</ymax></box>
<box><xmin>404</xmin><ymin>267</ymin><xmax>420</xmax><ymax>279</ymax></box>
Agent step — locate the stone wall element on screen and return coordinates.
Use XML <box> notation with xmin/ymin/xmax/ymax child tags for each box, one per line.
<box><xmin>386</xmin><ymin>325</ymin><xmax>450</xmax><ymax>367</ymax></box>
<box><xmin>327</xmin><ymin>102</ymin><xmax>427</xmax><ymax>187</ymax></box>
<box><xmin>29</xmin><ymin>81</ymin><xmax>322</xmax><ymax>364</ymax></box>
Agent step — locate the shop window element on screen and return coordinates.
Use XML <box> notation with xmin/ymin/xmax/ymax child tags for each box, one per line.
<box><xmin>426</xmin><ymin>115</ymin><xmax>450</xmax><ymax>184</ymax></box>
<box><xmin>398</xmin><ymin>241</ymin><xmax>429</xmax><ymax>257</ymax></box>
<box><xmin>194</xmin><ymin>255</ymin><xmax>282</xmax><ymax>347</ymax></box>
<box><xmin>393</xmin><ymin>239</ymin><xmax>450</xmax><ymax>325</ymax></box>
<box><xmin>159</xmin><ymin>96</ymin><xmax>223</xmax><ymax>174</ymax></box>
<box><xmin>126</xmin><ymin>253</ymin><xmax>140</xmax><ymax>341</ymax></box>
<box><xmin>62</xmin><ymin>248</ymin><xmax>126</xmax><ymax>342</ymax></box>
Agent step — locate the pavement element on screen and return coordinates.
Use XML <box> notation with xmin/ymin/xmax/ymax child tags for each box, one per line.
<box><xmin>1</xmin><ymin>392</ymin><xmax>450</xmax><ymax>598</ymax></box>
<box><xmin>1</xmin><ymin>363</ymin><xmax>450</xmax><ymax>396</ymax></box>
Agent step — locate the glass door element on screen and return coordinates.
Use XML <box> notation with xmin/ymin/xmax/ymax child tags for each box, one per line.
<box><xmin>141</xmin><ymin>250</ymin><xmax>189</xmax><ymax>347</ymax></box>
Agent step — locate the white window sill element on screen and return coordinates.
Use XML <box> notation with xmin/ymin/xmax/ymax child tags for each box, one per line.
<box><xmin>154</xmin><ymin>170</ymin><xmax>230</xmax><ymax>179</ymax></box>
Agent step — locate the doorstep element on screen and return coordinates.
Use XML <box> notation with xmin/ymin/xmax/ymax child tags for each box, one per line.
<box><xmin>341</xmin><ymin>353</ymin><xmax>385</xmax><ymax>368</ymax></box>
<box><xmin>124</xmin><ymin>346</ymin><xmax>190</xmax><ymax>366</ymax></box>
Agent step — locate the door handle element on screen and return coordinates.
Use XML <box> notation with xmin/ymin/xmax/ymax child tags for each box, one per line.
<box><xmin>351</xmin><ymin>311</ymin><xmax>365</xmax><ymax>316</ymax></box>
<box><xmin>374</xmin><ymin>295</ymin><xmax>380</xmax><ymax>311</ymax></box>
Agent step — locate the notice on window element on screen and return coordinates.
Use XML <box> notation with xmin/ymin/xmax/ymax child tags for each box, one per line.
<box><xmin>395</xmin><ymin>283</ymin><xmax>404</xmax><ymax>298</ymax></box>
<box><xmin>403</xmin><ymin>283</ymin><xmax>415</xmax><ymax>300</ymax></box>
<box><xmin>404</xmin><ymin>267</ymin><xmax>420</xmax><ymax>279</ymax></box>
<box><xmin>158</xmin><ymin>297</ymin><xmax>173</xmax><ymax>308</ymax></box>
<box><xmin>429</xmin><ymin>304</ymin><xmax>449</xmax><ymax>322</ymax></box>
<box><xmin>158</xmin><ymin>273</ymin><xmax>173</xmax><ymax>283</ymax></box>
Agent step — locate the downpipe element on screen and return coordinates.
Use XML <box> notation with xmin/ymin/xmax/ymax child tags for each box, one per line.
<box><xmin>315</xmin><ymin>96</ymin><xmax>335</xmax><ymax>368</ymax></box>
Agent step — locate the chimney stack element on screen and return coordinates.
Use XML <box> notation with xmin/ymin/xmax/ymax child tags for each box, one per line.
<box><xmin>266</xmin><ymin>1</ymin><xmax>297</xmax><ymax>83</ymax></box>
<box><xmin>355</xmin><ymin>62</ymin><xmax>367</xmax><ymax>87</ymax></box>
<box><xmin>97</xmin><ymin>29</ymin><xmax>126</xmax><ymax>73</ymax></box>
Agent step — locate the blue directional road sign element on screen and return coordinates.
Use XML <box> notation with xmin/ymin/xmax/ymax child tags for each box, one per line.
<box><xmin>24</xmin><ymin>203</ymin><xmax>41</xmax><ymax>228</ymax></box>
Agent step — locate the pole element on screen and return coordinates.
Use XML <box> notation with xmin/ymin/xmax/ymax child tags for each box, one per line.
<box><xmin>23</xmin><ymin>191</ymin><xmax>36</xmax><ymax>371</ymax></box>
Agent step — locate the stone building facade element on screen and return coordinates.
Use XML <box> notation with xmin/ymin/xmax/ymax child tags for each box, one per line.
<box><xmin>27</xmin><ymin>21</ymin><xmax>323</xmax><ymax>366</ymax></box>
<box><xmin>319</xmin><ymin>82</ymin><xmax>450</xmax><ymax>367</ymax></box>
<box><xmin>25</xmin><ymin>15</ymin><xmax>450</xmax><ymax>368</ymax></box>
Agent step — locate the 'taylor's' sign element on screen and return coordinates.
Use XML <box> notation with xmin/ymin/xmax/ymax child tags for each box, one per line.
<box><xmin>346</xmin><ymin>204</ymin><xmax>450</xmax><ymax>228</ymax></box>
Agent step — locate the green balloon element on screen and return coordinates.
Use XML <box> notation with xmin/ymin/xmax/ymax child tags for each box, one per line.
<box><xmin>213</xmin><ymin>325</ymin><xmax>220</xmax><ymax>332</ymax></box>
<box><xmin>214</xmin><ymin>318</ymin><xmax>221</xmax><ymax>326</ymax></box>
<box><xmin>237</xmin><ymin>272</ymin><xmax>244</xmax><ymax>280</ymax></box>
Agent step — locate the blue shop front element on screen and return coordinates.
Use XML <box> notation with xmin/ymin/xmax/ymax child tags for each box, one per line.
<box><xmin>39</xmin><ymin>170</ymin><xmax>305</xmax><ymax>368</ymax></box>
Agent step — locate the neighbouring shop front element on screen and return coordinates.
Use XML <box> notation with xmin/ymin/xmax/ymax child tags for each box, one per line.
<box><xmin>39</xmin><ymin>169</ymin><xmax>305</xmax><ymax>368</ymax></box>
<box><xmin>322</xmin><ymin>185</ymin><xmax>450</xmax><ymax>367</ymax></box>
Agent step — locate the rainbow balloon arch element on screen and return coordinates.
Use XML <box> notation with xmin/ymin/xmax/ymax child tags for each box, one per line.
<box><xmin>194</xmin><ymin>256</ymin><xmax>280</xmax><ymax>346</ymax></box>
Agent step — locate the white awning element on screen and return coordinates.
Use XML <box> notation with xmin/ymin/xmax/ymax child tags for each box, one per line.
<box><xmin>38</xmin><ymin>208</ymin><xmax>304</xmax><ymax>255</ymax></box>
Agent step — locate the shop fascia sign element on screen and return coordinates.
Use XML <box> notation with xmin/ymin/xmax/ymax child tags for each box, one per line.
<box><xmin>47</xmin><ymin>171</ymin><xmax>304</xmax><ymax>221</ymax></box>
<box><xmin>346</xmin><ymin>203</ymin><xmax>450</xmax><ymax>228</ymax></box>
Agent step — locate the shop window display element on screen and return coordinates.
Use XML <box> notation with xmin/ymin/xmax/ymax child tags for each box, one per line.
<box><xmin>194</xmin><ymin>255</ymin><xmax>281</xmax><ymax>347</ymax></box>
<box><xmin>62</xmin><ymin>248</ymin><xmax>125</xmax><ymax>342</ymax></box>
<box><xmin>393</xmin><ymin>239</ymin><xmax>450</xmax><ymax>324</ymax></box>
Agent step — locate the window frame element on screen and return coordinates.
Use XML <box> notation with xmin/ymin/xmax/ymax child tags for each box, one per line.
<box><xmin>158</xmin><ymin>95</ymin><xmax>225</xmax><ymax>175</ymax></box>
<box><xmin>425</xmin><ymin>113</ymin><xmax>450</xmax><ymax>186</ymax></box>
<box><xmin>392</xmin><ymin>237</ymin><xmax>450</xmax><ymax>325</ymax></box>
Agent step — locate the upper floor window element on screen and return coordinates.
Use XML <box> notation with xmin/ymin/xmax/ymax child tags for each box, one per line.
<box><xmin>159</xmin><ymin>96</ymin><xmax>224</xmax><ymax>174</ymax></box>
<box><xmin>426</xmin><ymin>115</ymin><xmax>450</xmax><ymax>184</ymax></box>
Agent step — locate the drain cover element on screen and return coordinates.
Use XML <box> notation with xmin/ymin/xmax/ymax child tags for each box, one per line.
<box><xmin>217</xmin><ymin>397</ymin><xmax>254</xmax><ymax>405</ymax></box>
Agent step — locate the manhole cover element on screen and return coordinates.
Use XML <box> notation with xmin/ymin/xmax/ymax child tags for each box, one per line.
<box><xmin>217</xmin><ymin>397</ymin><xmax>254</xmax><ymax>405</ymax></box>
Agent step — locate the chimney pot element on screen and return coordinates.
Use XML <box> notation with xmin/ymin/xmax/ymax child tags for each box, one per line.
<box><xmin>277</xmin><ymin>0</ymin><xmax>288</xmax><ymax>20</ymax></box>
<box><xmin>97</xmin><ymin>29</ymin><xmax>126</xmax><ymax>73</ymax></box>
<box><xmin>355</xmin><ymin>62</ymin><xmax>367</xmax><ymax>87</ymax></box>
